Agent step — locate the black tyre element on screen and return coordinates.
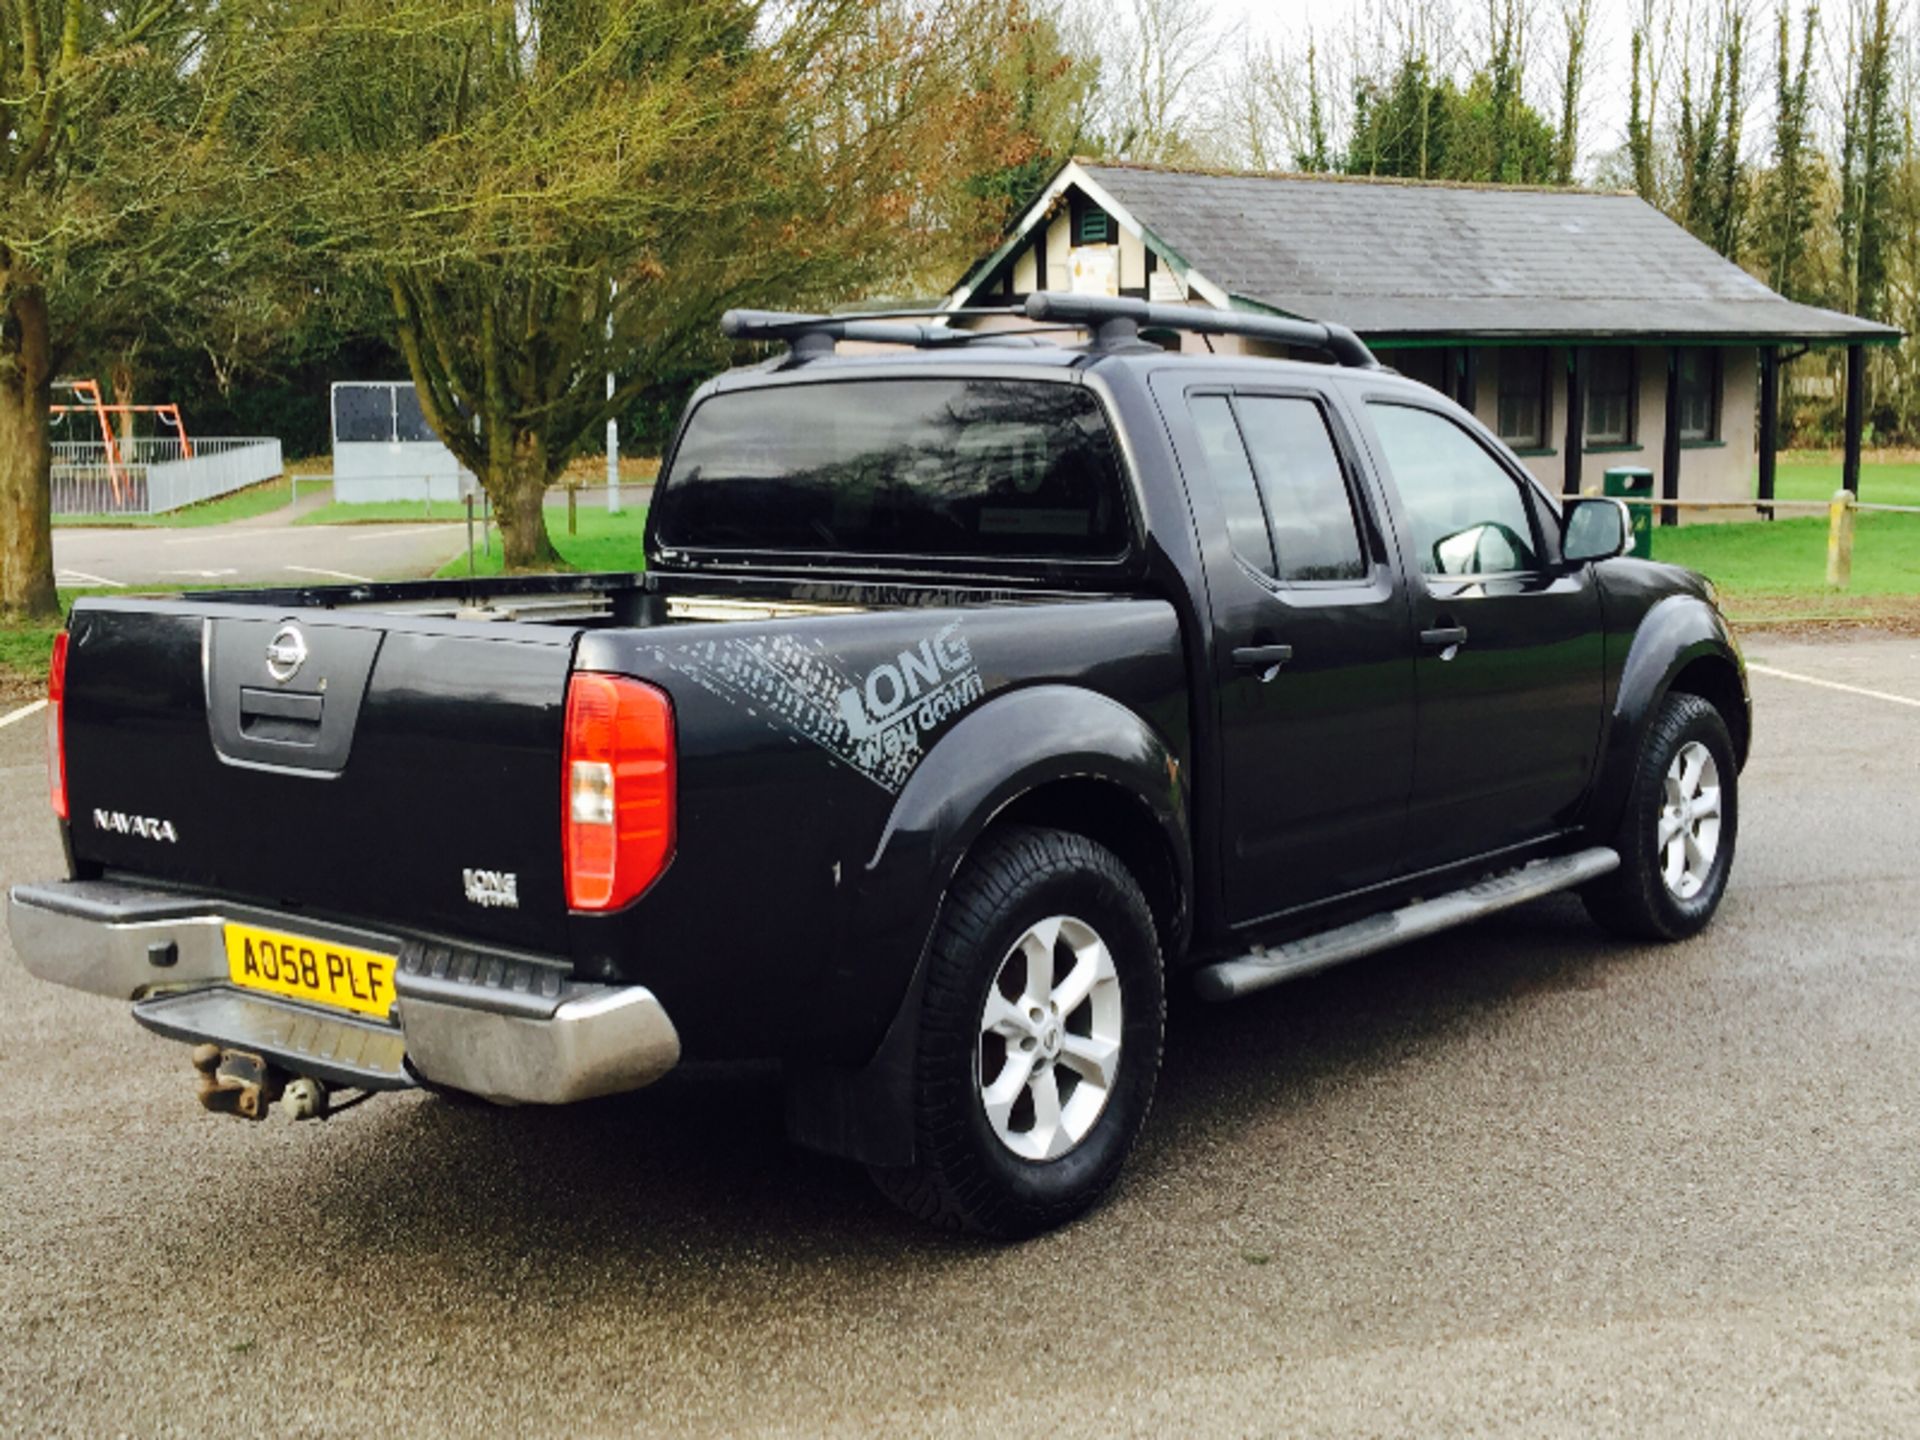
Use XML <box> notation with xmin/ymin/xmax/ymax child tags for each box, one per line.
<box><xmin>870</xmin><ymin>825</ymin><xmax>1165</xmax><ymax>1240</ymax></box>
<box><xmin>1583</xmin><ymin>691</ymin><xmax>1739</xmax><ymax>941</ymax></box>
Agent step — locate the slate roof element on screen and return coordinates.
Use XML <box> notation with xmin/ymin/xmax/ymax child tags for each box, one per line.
<box><xmin>1053</xmin><ymin>162</ymin><xmax>1898</xmax><ymax>344</ymax></box>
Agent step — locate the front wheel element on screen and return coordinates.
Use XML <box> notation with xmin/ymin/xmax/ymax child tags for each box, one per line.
<box><xmin>1584</xmin><ymin>691</ymin><xmax>1739</xmax><ymax>941</ymax></box>
<box><xmin>870</xmin><ymin>826</ymin><xmax>1164</xmax><ymax>1240</ymax></box>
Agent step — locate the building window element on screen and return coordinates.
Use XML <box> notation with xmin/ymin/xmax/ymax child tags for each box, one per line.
<box><xmin>1496</xmin><ymin>347</ymin><xmax>1549</xmax><ymax>449</ymax></box>
<box><xmin>1585</xmin><ymin>348</ymin><xmax>1636</xmax><ymax>445</ymax></box>
<box><xmin>1676</xmin><ymin>348</ymin><xmax>1721</xmax><ymax>441</ymax></box>
<box><xmin>1077</xmin><ymin>206</ymin><xmax>1113</xmax><ymax>245</ymax></box>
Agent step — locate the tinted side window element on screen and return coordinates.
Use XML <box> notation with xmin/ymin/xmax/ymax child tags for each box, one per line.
<box><xmin>1188</xmin><ymin>394</ymin><xmax>1275</xmax><ymax>577</ymax></box>
<box><xmin>1235</xmin><ymin>397</ymin><xmax>1366</xmax><ymax>583</ymax></box>
<box><xmin>1368</xmin><ymin>404</ymin><xmax>1541</xmax><ymax>577</ymax></box>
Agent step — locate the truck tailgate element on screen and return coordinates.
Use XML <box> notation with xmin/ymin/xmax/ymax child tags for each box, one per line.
<box><xmin>61</xmin><ymin>600</ymin><xmax>575</xmax><ymax>954</ymax></box>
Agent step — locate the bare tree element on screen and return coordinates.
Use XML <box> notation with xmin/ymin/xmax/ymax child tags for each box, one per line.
<box><xmin>1628</xmin><ymin>0</ymin><xmax>1674</xmax><ymax>201</ymax></box>
<box><xmin>1555</xmin><ymin>0</ymin><xmax>1595</xmax><ymax>183</ymax></box>
<box><xmin>1211</xmin><ymin>30</ymin><xmax>1343</xmax><ymax>172</ymax></box>
<box><xmin>1075</xmin><ymin>0</ymin><xmax>1233</xmax><ymax>163</ymax></box>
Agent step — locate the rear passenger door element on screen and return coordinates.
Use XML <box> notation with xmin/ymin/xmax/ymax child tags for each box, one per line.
<box><xmin>1161</xmin><ymin>377</ymin><xmax>1418</xmax><ymax>924</ymax></box>
<box><xmin>1358</xmin><ymin>399</ymin><xmax>1605</xmax><ymax>870</ymax></box>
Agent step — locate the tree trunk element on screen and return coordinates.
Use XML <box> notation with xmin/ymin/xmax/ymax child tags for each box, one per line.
<box><xmin>487</xmin><ymin>429</ymin><xmax>560</xmax><ymax>570</ymax></box>
<box><xmin>0</xmin><ymin>283</ymin><xmax>59</xmax><ymax>623</ymax></box>
<box><xmin>110</xmin><ymin>354</ymin><xmax>138</xmax><ymax>449</ymax></box>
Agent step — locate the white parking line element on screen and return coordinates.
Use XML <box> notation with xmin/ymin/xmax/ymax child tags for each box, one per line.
<box><xmin>1747</xmin><ymin>662</ymin><xmax>1920</xmax><ymax>710</ymax></box>
<box><xmin>0</xmin><ymin>699</ymin><xmax>48</xmax><ymax>729</ymax></box>
<box><xmin>55</xmin><ymin>569</ymin><xmax>124</xmax><ymax>588</ymax></box>
<box><xmin>285</xmin><ymin>565</ymin><xmax>374</xmax><ymax>584</ymax></box>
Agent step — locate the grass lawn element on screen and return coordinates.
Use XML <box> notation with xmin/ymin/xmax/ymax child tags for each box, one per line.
<box><xmin>0</xmin><ymin>617</ymin><xmax>62</xmax><ymax>699</ymax></box>
<box><xmin>53</xmin><ymin>475</ymin><xmax>299</xmax><ymax>529</ymax></box>
<box><xmin>1766</xmin><ymin>452</ymin><xmax>1920</xmax><ymax>507</ymax></box>
<box><xmin>1658</xmin><ymin>510</ymin><xmax>1920</xmax><ymax>599</ymax></box>
<box><xmin>0</xmin><ymin>588</ymin><xmax>118</xmax><ymax>698</ymax></box>
<box><xmin>435</xmin><ymin>503</ymin><xmax>648</xmax><ymax>578</ymax></box>
<box><xmin>1641</xmin><ymin>451</ymin><xmax>1920</xmax><ymax>617</ymax></box>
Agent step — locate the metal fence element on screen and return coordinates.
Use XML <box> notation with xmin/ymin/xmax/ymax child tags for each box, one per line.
<box><xmin>52</xmin><ymin>437</ymin><xmax>284</xmax><ymax>516</ymax></box>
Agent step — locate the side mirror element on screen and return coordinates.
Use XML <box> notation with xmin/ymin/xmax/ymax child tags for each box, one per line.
<box><xmin>1562</xmin><ymin>496</ymin><xmax>1634</xmax><ymax>564</ymax></box>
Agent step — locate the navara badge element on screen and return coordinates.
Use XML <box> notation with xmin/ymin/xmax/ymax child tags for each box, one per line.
<box><xmin>266</xmin><ymin>624</ymin><xmax>307</xmax><ymax>683</ymax></box>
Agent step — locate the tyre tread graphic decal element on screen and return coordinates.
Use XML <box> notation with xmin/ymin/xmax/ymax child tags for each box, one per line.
<box><xmin>650</xmin><ymin>620</ymin><xmax>983</xmax><ymax>794</ymax></box>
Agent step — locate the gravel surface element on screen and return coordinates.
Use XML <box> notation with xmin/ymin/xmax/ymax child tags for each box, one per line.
<box><xmin>2</xmin><ymin>636</ymin><xmax>1917</xmax><ymax>1438</ymax></box>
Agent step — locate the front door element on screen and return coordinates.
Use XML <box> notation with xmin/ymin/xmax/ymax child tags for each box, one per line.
<box><xmin>1360</xmin><ymin>399</ymin><xmax>1605</xmax><ymax>870</ymax></box>
<box><xmin>1162</xmin><ymin>378</ymin><xmax>1418</xmax><ymax>924</ymax></box>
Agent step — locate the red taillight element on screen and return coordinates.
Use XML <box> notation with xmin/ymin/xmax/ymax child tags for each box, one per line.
<box><xmin>563</xmin><ymin>673</ymin><xmax>675</xmax><ymax>911</ymax></box>
<box><xmin>47</xmin><ymin>630</ymin><xmax>69</xmax><ymax>820</ymax></box>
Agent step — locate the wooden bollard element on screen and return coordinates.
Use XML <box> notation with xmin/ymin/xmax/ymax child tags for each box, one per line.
<box><xmin>1826</xmin><ymin>488</ymin><xmax>1856</xmax><ymax>589</ymax></box>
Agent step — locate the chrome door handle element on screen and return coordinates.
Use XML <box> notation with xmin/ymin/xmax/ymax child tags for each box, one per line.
<box><xmin>1420</xmin><ymin>625</ymin><xmax>1468</xmax><ymax>659</ymax></box>
<box><xmin>1232</xmin><ymin>644</ymin><xmax>1294</xmax><ymax>681</ymax></box>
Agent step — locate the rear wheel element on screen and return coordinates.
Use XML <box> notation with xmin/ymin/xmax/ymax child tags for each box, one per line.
<box><xmin>1584</xmin><ymin>691</ymin><xmax>1739</xmax><ymax>941</ymax></box>
<box><xmin>870</xmin><ymin>826</ymin><xmax>1164</xmax><ymax>1240</ymax></box>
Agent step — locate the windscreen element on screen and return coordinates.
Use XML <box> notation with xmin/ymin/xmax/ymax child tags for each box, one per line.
<box><xmin>653</xmin><ymin>378</ymin><xmax>1130</xmax><ymax>561</ymax></box>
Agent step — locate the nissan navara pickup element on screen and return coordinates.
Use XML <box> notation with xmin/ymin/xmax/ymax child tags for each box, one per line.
<box><xmin>7</xmin><ymin>294</ymin><xmax>1750</xmax><ymax>1238</ymax></box>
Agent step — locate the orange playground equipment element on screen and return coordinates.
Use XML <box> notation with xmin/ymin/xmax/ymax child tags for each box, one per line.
<box><xmin>49</xmin><ymin>379</ymin><xmax>195</xmax><ymax>506</ymax></box>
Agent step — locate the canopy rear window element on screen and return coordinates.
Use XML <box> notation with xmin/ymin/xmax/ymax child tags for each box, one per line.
<box><xmin>654</xmin><ymin>378</ymin><xmax>1130</xmax><ymax>561</ymax></box>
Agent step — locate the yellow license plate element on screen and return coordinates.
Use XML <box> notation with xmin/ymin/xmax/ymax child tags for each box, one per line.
<box><xmin>225</xmin><ymin>923</ymin><xmax>398</xmax><ymax>1019</ymax></box>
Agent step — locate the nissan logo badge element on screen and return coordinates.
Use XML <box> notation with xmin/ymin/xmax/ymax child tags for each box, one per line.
<box><xmin>266</xmin><ymin>624</ymin><xmax>308</xmax><ymax>683</ymax></box>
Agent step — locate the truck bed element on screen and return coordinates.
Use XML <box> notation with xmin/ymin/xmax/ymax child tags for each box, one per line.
<box><xmin>59</xmin><ymin>569</ymin><xmax>1187</xmax><ymax>1060</ymax></box>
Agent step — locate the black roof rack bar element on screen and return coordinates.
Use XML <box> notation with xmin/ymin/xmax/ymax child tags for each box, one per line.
<box><xmin>722</xmin><ymin>307</ymin><xmax>1065</xmax><ymax>359</ymax></box>
<box><xmin>1023</xmin><ymin>293</ymin><xmax>1380</xmax><ymax>369</ymax></box>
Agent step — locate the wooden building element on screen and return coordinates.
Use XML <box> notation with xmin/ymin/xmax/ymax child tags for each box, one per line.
<box><xmin>948</xmin><ymin>160</ymin><xmax>1901</xmax><ymax>518</ymax></box>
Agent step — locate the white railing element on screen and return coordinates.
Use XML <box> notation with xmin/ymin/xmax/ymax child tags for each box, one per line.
<box><xmin>52</xmin><ymin>437</ymin><xmax>283</xmax><ymax>516</ymax></box>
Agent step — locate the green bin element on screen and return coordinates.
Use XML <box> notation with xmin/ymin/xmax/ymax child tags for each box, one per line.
<box><xmin>1602</xmin><ymin>465</ymin><xmax>1655</xmax><ymax>559</ymax></box>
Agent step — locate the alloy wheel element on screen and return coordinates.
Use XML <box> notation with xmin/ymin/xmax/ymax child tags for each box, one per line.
<box><xmin>977</xmin><ymin>915</ymin><xmax>1124</xmax><ymax>1161</ymax></box>
<box><xmin>1658</xmin><ymin>739</ymin><xmax>1723</xmax><ymax>900</ymax></box>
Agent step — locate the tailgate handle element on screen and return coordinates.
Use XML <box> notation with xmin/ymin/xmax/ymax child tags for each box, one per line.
<box><xmin>239</xmin><ymin>686</ymin><xmax>323</xmax><ymax>742</ymax></box>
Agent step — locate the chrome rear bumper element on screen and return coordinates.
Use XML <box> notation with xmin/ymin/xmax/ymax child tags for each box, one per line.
<box><xmin>5</xmin><ymin>880</ymin><xmax>679</xmax><ymax>1105</ymax></box>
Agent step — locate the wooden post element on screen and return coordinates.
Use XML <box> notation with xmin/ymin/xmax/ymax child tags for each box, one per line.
<box><xmin>1827</xmin><ymin>489</ymin><xmax>1855</xmax><ymax>589</ymax></box>
<box><xmin>1661</xmin><ymin>350</ymin><xmax>1683</xmax><ymax>526</ymax></box>
<box><xmin>1563</xmin><ymin>345</ymin><xmax>1587</xmax><ymax>497</ymax></box>
<box><xmin>1843</xmin><ymin>342</ymin><xmax>1865</xmax><ymax>498</ymax></box>
<box><xmin>568</xmin><ymin>482</ymin><xmax>578</xmax><ymax>536</ymax></box>
<box><xmin>1757</xmin><ymin>345</ymin><xmax>1778</xmax><ymax>521</ymax></box>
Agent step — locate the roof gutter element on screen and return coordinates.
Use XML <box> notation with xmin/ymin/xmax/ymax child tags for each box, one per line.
<box><xmin>1362</xmin><ymin>330</ymin><xmax>1904</xmax><ymax>349</ymax></box>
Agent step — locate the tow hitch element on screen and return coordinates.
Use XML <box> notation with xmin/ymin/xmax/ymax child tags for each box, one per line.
<box><xmin>192</xmin><ymin>1044</ymin><xmax>281</xmax><ymax>1120</ymax></box>
<box><xmin>189</xmin><ymin>1045</ymin><xmax>356</xmax><ymax>1122</ymax></box>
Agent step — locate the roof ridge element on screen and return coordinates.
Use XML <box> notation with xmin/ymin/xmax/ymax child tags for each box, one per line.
<box><xmin>1072</xmin><ymin>155</ymin><xmax>1637</xmax><ymax>200</ymax></box>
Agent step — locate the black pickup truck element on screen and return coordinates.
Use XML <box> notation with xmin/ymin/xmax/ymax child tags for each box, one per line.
<box><xmin>8</xmin><ymin>295</ymin><xmax>1749</xmax><ymax>1238</ymax></box>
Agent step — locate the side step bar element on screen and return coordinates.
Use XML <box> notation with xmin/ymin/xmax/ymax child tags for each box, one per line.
<box><xmin>1194</xmin><ymin>847</ymin><xmax>1620</xmax><ymax>1002</ymax></box>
